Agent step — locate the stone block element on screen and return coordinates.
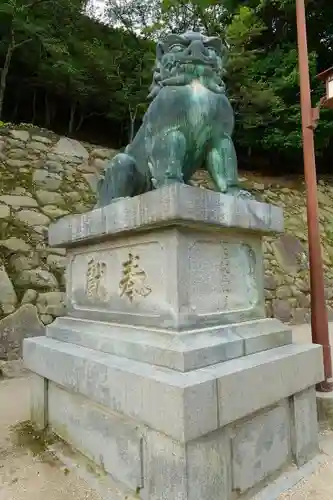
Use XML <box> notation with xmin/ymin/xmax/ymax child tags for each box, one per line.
<box><xmin>143</xmin><ymin>431</ymin><xmax>187</xmax><ymax>499</ymax></box>
<box><xmin>82</xmin><ymin>173</ymin><xmax>98</xmax><ymax>192</ymax></box>
<box><xmin>235</xmin><ymin>318</ymin><xmax>292</xmax><ymax>355</ymax></box>
<box><xmin>52</xmin><ymin>137</ymin><xmax>89</xmax><ymax>159</ymax></box>
<box><xmin>264</xmin><ymin>275</ymin><xmax>277</xmax><ymax>291</ymax></box>
<box><xmin>36</xmin><ymin>291</ymin><xmax>66</xmax><ymax>316</ymax></box>
<box><xmin>24</xmin><ymin>336</ymin><xmax>218</xmax><ymax>441</ymax></box>
<box><xmin>0</xmin><ymin>236</ymin><xmax>32</xmax><ymax>252</ymax></box>
<box><xmin>272</xmin><ymin>234</ymin><xmax>307</xmax><ymax>274</ymax></box>
<box><xmin>0</xmin><ymin>204</ymin><xmax>10</xmax><ymax>219</ymax></box>
<box><xmin>64</xmin><ymin>227</ymin><xmax>265</xmax><ymax>329</ymax></box>
<box><xmin>231</xmin><ymin>403</ymin><xmax>290</xmax><ymax>493</ymax></box>
<box><xmin>0</xmin><ymin>195</ymin><xmax>38</xmax><ymax>208</ymax></box>
<box><xmin>47</xmin><ymin>316</ymin><xmax>291</xmax><ymax>372</ymax></box>
<box><xmin>10</xmin><ymin>129</ymin><xmax>29</xmax><ymax>142</ymax></box>
<box><xmin>14</xmin><ymin>268</ymin><xmax>58</xmax><ymax>290</ymax></box>
<box><xmin>292</xmin><ymin>307</ymin><xmax>311</xmax><ymax>325</ymax></box>
<box><xmin>143</xmin><ymin>428</ymin><xmax>231</xmax><ymax>500</ymax></box>
<box><xmin>48</xmin><ymin>383</ymin><xmax>143</xmax><ymax>490</ymax></box>
<box><xmin>24</xmin><ymin>337</ymin><xmax>323</xmax><ymax>443</ymax></box>
<box><xmin>0</xmin><ymin>263</ymin><xmax>17</xmax><ymax>315</ymax></box>
<box><xmin>0</xmin><ymin>304</ymin><xmax>45</xmax><ymax>360</ymax></box>
<box><xmin>317</xmin><ymin>391</ymin><xmax>333</xmax><ymax>430</ymax></box>
<box><xmin>291</xmin><ymin>387</ymin><xmax>319</xmax><ymax>466</ymax></box>
<box><xmin>32</xmin><ymin>169</ymin><xmax>62</xmax><ymax>191</ymax></box>
<box><xmin>16</xmin><ymin>209</ymin><xmax>50</xmax><ymax>226</ymax></box>
<box><xmin>186</xmin><ymin>430</ymin><xmax>231</xmax><ymax>500</ymax></box>
<box><xmin>45</xmin><ymin>186</ymin><xmax>286</xmax><ymax>330</ymax></box>
<box><xmin>48</xmin><ymin>184</ymin><xmax>284</xmax><ymax>248</ymax></box>
<box><xmin>27</xmin><ymin>141</ymin><xmax>49</xmax><ymax>152</ymax></box>
<box><xmin>201</xmin><ymin>343</ymin><xmax>324</xmax><ymax>427</ymax></box>
<box><xmin>47</xmin><ymin>316</ymin><xmax>245</xmax><ymax>371</ymax></box>
<box><xmin>272</xmin><ymin>299</ymin><xmax>292</xmax><ymax>323</ymax></box>
<box><xmin>30</xmin><ymin>373</ymin><xmax>48</xmax><ymax>430</ymax></box>
<box><xmin>31</xmin><ymin>135</ymin><xmax>52</xmax><ymax>144</ymax></box>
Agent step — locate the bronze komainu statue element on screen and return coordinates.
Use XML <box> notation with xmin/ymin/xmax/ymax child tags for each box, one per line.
<box><xmin>96</xmin><ymin>31</ymin><xmax>248</xmax><ymax>207</ymax></box>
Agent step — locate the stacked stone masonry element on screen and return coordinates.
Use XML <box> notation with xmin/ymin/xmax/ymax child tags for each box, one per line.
<box><xmin>0</xmin><ymin>126</ymin><xmax>116</xmax><ymax>360</ymax></box>
<box><xmin>0</xmin><ymin>125</ymin><xmax>332</xmax><ymax>359</ymax></box>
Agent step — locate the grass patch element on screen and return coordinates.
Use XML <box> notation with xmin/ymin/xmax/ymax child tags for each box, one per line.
<box><xmin>10</xmin><ymin>420</ymin><xmax>59</xmax><ymax>467</ymax></box>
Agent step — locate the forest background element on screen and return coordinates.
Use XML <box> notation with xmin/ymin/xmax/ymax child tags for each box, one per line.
<box><xmin>0</xmin><ymin>0</ymin><xmax>332</xmax><ymax>172</ymax></box>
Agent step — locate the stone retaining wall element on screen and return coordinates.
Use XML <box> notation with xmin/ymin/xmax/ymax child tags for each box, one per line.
<box><xmin>0</xmin><ymin>125</ymin><xmax>332</xmax><ymax>359</ymax></box>
<box><xmin>0</xmin><ymin>126</ymin><xmax>116</xmax><ymax>359</ymax></box>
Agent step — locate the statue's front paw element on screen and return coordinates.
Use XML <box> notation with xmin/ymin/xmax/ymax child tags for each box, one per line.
<box><xmin>226</xmin><ymin>187</ymin><xmax>255</xmax><ymax>200</ymax></box>
<box><xmin>152</xmin><ymin>177</ymin><xmax>183</xmax><ymax>189</ymax></box>
<box><xmin>236</xmin><ymin>189</ymin><xmax>255</xmax><ymax>200</ymax></box>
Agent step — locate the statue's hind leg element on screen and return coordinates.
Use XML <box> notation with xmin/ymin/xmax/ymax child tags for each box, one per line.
<box><xmin>95</xmin><ymin>153</ymin><xmax>148</xmax><ymax>208</ymax></box>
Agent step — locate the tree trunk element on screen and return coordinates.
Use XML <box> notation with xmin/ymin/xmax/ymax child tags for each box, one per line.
<box><xmin>0</xmin><ymin>33</ymin><xmax>15</xmax><ymax>120</ymax></box>
<box><xmin>11</xmin><ymin>93</ymin><xmax>19</xmax><ymax>121</ymax></box>
<box><xmin>129</xmin><ymin>118</ymin><xmax>135</xmax><ymax>143</ymax></box>
<box><xmin>76</xmin><ymin>110</ymin><xmax>85</xmax><ymax>131</ymax></box>
<box><xmin>68</xmin><ymin>101</ymin><xmax>76</xmax><ymax>135</ymax></box>
<box><xmin>49</xmin><ymin>100</ymin><xmax>56</xmax><ymax>127</ymax></box>
<box><xmin>128</xmin><ymin>106</ymin><xmax>137</xmax><ymax>143</ymax></box>
<box><xmin>32</xmin><ymin>89</ymin><xmax>37</xmax><ymax>124</ymax></box>
<box><xmin>45</xmin><ymin>93</ymin><xmax>50</xmax><ymax>128</ymax></box>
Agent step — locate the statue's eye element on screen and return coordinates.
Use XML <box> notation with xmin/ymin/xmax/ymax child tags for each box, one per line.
<box><xmin>169</xmin><ymin>44</ymin><xmax>183</xmax><ymax>52</ymax></box>
<box><xmin>207</xmin><ymin>47</ymin><xmax>218</xmax><ymax>57</ymax></box>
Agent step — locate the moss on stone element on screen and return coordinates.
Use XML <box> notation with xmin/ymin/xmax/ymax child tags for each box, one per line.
<box><xmin>11</xmin><ymin>420</ymin><xmax>58</xmax><ymax>457</ymax></box>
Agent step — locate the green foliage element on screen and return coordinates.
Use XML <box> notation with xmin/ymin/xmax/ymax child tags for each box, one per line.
<box><xmin>0</xmin><ymin>0</ymin><xmax>332</xmax><ymax>168</ymax></box>
<box><xmin>224</xmin><ymin>6</ymin><xmax>282</xmax><ymax>145</ymax></box>
<box><xmin>156</xmin><ymin>0</ymin><xmax>333</xmax><ymax>168</ymax></box>
<box><xmin>0</xmin><ymin>0</ymin><xmax>154</xmax><ymax>141</ymax></box>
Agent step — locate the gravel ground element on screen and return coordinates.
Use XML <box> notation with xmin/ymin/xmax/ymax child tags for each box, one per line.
<box><xmin>0</xmin><ymin>376</ymin><xmax>102</xmax><ymax>500</ymax></box>
<box><xmin>278</xmin><ymin>459</ymin><xmax>333</xmax><ymax>499</ymax></box>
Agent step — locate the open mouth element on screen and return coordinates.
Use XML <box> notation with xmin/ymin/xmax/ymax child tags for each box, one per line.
<box><xmin>183</xmin><ymin>55</ymin><xmax>214</xmax><ymax>65</ymax></box>
<box><xmin>168</xmin><ymin>61</ymin><xmax>216</xmax><ymax>77</ymax></box>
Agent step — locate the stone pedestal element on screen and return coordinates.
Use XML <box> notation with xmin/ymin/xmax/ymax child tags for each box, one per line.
<box><xmin>24</xmin><ymin>185</ymin><xmax>324</xmax><ymax>500</ymax></box>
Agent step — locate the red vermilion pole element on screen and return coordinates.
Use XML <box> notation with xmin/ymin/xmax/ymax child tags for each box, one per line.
<box><xmin>296</xmin><ymin>0</ymin><xmax>333</xmax><ymax>391</ymax></box>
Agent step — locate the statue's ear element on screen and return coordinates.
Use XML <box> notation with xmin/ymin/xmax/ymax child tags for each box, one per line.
<box><xmin>156</xmin><ymin>42</ymin><xmax>165</xmax><ymax>62</ymax></box>
<box><xmin>221</xmin><ymin>44</ymin><xmax>228</xmax><ymax>66</ymax></box>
